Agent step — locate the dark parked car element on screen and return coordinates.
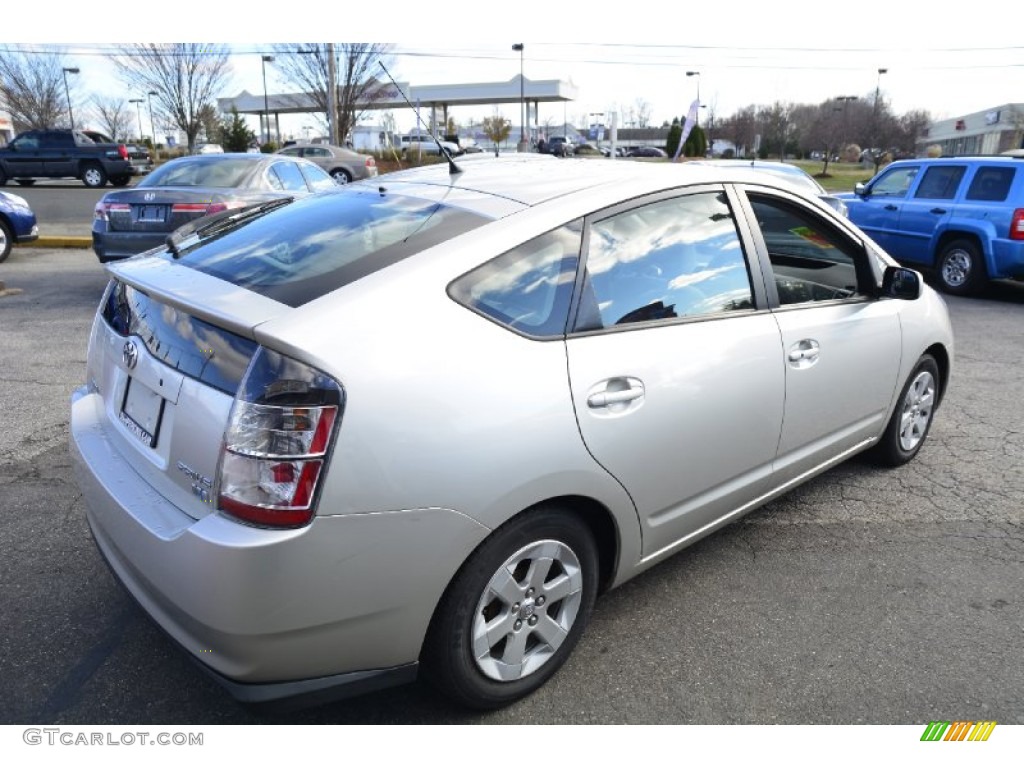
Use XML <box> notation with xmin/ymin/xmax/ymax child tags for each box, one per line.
<box><xmin>0</xmin><ymin>189</ymin><xmax>38</xmax><ymax>262</ymax></box>
<box><xmin>81</xmin><ymin>134</ymin><xmax>155</xmax><ymax>179</ymax></box>
<box><xmin>837</xmin><ymin>155</ymin><xmax>1024</xmax><ymax>294</ymax></box>
<box><xmin>628</xmin><ymin>147</ymin><xmax>668</xmax><ymax>158</ymax></box>
<box><xmin>92</xmin><ymin>153</ymin><xmax>337</xmax><ymax>262</ymax></box>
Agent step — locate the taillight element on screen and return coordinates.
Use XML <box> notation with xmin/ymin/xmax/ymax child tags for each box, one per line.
<box><xmin>117</xmin><ymin>144</ymin><xmax>129</xmax><ymax>160</ymax></box>
<box><xmin>365</xmin><ymin>156</ymin><xmax>376</xmax><ymax>169</ymax></box>
<box><xmin>1011</xmin><ymin>209</ymin><xmax>1024</xmax><ymax>241</ymax></box>
<box><xmin>217</xmin><ymin>348</ymin><xmax>344</xmax><ymax>528</ymax></box>
<box><xmin>94</xmin><ymin>201</ymin><xmax>131</xmax><ymax>221</ymax></box>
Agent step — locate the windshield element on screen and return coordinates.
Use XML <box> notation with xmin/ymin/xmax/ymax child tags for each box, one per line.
<box><xmin>143</xmin><ymin>158</ymin><xmax>257</xmax><ymax>188</ymax></box>
<box><xmin>168</xmin><ymin>187</ymin><xmax>490</xmax><ymax>307</ymax></box>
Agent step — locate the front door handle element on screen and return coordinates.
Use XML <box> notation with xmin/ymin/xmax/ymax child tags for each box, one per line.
<box><xmin>884</xmin><ymin>204</ymin><xmax>898</xmax><ymax>211</ymax></box>
<box><xmin>930</xmin><ymin>207</ymin><xmax>947</xmax><ymax>215</ymax></box>
<box><xmin>586</xmin><ymin>377</ymin><xmax>645</xmax><ymax>409</ymax></box>
<box><xmin>787</xmin><ymin>339</ymin><xmax>820</xmax><ymax>367</ymax></box>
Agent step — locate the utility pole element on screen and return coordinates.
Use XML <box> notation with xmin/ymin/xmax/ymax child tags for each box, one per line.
<box><xmin>327</xmin><ymin>43</ymin><xmax>338</xmax><ymax>145</ymax></box>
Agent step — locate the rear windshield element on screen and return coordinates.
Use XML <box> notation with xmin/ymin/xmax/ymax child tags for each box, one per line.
<box><xmin>143</xmin><ymin>158</ymin><xmax>257</xmax><ymax>188</ymax></box>
<box><xmin>168</xmin><ymin>187</ymin><xmax>490</xmax><ymax>306</ymax></box>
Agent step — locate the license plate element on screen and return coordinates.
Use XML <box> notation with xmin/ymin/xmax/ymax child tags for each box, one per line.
<box><xmin>119</xmin><ymin>377</ymin><xmax>165</xmax><ymax>448</ymax></box>
<box><xmin>137</xmin><ymin>205</ymin><xmax>166</xmax><ymax>222</ymax></box>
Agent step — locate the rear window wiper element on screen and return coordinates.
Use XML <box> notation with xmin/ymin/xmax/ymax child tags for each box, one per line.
<box><xmin>166</xmin><ymin>197</ymin><xmax>295</xmax><ymax>258</ymax></box>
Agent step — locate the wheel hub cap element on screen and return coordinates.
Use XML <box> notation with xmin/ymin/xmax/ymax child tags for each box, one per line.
<box><xmin>899</xmin><ymin>371</ymin><xmax>935</xmax><ymax>452</ymax></box>
<box><xmin>472</xmin><ymin>539</ymin><xmax>583</xmax><ymax>682</ymax></box>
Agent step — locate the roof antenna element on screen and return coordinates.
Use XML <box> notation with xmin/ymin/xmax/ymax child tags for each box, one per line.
<box><xmin>379</xmin><ymin>61</ymin><xmax>462</xmax><ymax>176</ymax></box>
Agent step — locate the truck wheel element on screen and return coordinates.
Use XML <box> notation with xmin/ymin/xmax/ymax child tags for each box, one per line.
<box><xmin>936</xmin><ymin>238</ymin><xmax>986</xmax><ymax>296</ymax></box>
<box><xmin>111</xmin><ymin>175</ymin><xmax>131</xmax><ymax>187</ymax></box>
<box><xmin>15</xmin><ymin>179</ymin><xmax>36</xmax><ymax>186</ymax></box>
<box><xmin>0</xmin><ymin>166</ymin><xmax>7</xmax><ymax>186</ymax></box>
<box><xmin>82</xmin><ymin>163</ymin><xmax>108</xmax><ymax>188</ymax></box>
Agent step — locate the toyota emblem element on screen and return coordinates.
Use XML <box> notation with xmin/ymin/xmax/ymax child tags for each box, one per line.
<box><xmin>123</xmin><ymin>340</ymin><xmax>139</xmax><ymax>370</ymax></box>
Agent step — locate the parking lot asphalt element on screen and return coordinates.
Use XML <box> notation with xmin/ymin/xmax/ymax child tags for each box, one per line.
<box><xmin>1</xmin><ymin>247</ymin><xmax>1022</xmax><ymax>725</ymax></box>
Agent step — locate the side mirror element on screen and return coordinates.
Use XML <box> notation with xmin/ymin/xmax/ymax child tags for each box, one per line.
<box><xmin>854</xmin><ymin>182</ymin><xmax>868</xmax><ymax>197</ymax></box>
<box><xmin>882</xmin><ymin>266</ymin><xmax>921</xmax><ymax>300</ymax></box>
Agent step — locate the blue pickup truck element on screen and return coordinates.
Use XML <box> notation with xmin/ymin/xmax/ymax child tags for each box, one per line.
<box><xmin>838</xmin><ymin>155</ymin><xmax>1024</xmax><ymax>295</ymax></box>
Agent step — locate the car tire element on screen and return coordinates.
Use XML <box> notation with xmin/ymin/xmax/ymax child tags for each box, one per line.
<box><xmin>331</xmin><ymin>169</ymin><xmax>352</xmax><ymax>185</ymax></box>
<box><xmin>421</xmin><ymin>506</ymin><xmax>599</xmax><ymax>710</ymax></box>
<box><xmin>936</xmin><ymin>238</ymin><xmax>986</xmax><ymax>296</ymax></box>
<box><xmin>867</xmin><ymin>354</ymin><xmax>940</xmax><ymax>467</ymax></box>
<box><xmin>0</xmin><ymin>166</ymin><xmax>7</xmax><ymax>186</ymax></box>
<box><xmin>0</xmin><ymin>218</ymin><xmax>13</xmax><ymax>262</ymax></box>
<box><xmin>81</xmin><ymin>163</ymin><xmax>108</xmax><ymax>188</ymax></box>
<box><xmin>15</xmin><ymin>179</ymin><xmax>36</xmax><ymax>186</ymax></box>
<box><xmin>110</xmin><ymin>175</ymin><xmax>131</xmax><ymax>187</ymax></box>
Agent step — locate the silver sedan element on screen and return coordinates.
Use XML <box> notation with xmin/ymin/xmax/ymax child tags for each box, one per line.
<box><xmin>71</xmin><ymin>155</ymin><xmax>953</xmax><ymax>711</ymax></box>
<box><xmin>275</xmin><ymin>143</ymin><xmax>378</xmax><ymax>184</ymax></box>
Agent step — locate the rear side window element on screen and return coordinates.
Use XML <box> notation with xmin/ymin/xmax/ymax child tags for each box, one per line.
<box><xmin>966</xmin><ymin>166</ymin><xmax>1015</xmax><ymax>202</ymax></box>
<box><xmin>448</xmin><ymin>222</ymin><xmax>582</xmax><ymax>338</ymax></box>
<box><xmin>172</xmin><ymin>188</ymin><xmax>489</xmax><ymax>307</ymax></box>
<box><xmin>268</xmin><ymin>161</ymin><xmax>308</xmax><ymax>192</ymax></box>
<box><xmin>578</xmin><ymin>192</ymin><xmax>753</xmax><ymax>330</ymax></box>
<box><xmin>914</xmin><ymin>166</ymin><xmax>966</xmax><ymax>200</ymax></box>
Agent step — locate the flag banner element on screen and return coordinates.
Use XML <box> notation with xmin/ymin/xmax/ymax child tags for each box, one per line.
<box><xmin>673</xmin><ymin>99</ymin><xmax>702</xmax><ymax>161</ymax></box>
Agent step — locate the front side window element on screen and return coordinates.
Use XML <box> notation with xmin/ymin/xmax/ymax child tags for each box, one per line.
<box><xmin>870</xmin><ymin>166</ymin><xmax>918</xmax><ymax>197</ymax></box>
<box><xmin>966</xmin><ymin>166</ymin><xmax>1015</xmax><ymax>201</ymax></box>
<box><xmin>914</xmin><ymin>165</ymin><xmax>967</xmax><ymax>200</ymax></box>
<box><xmin>448</xmin><ymin>222</ymin><xmax>582</xmax><ymax>338</ymax></box>
<box><xmin>577</xmin><ymin>192</ymin><xmax>753</xmax><ymax>330</ymax></box>
<box><xmin>749</xmin><ymin>194</ymin><xmax>869</xmax><ymax>305</ymax></box>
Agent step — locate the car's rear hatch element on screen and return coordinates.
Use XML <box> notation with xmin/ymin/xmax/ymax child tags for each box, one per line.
<box><xmin>87</xmin><ymin>256</ymin><xmax>289</xmax><ymax>521</ymax></box>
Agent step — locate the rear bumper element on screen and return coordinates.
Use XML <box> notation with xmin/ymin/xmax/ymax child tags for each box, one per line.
<box><xmin>70</xmin><ymin>383</ymin><xmax>490</xmax><ymax>704</ymax></box>
<box><xmin>92</xmin><ymin>228</ymin><xmax>167</xmax><ymax>262</ymax></box>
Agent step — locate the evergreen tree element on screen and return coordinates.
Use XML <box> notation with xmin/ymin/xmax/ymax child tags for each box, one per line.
<box><xmin>219</xmin><ymin>107</ymin><xmax>256</xmax><ymax>153</ymax></box>
<box><xmin>665</xmin><ymin>117</ymin><xmax>682</xmax><ymax>158</ymax></box>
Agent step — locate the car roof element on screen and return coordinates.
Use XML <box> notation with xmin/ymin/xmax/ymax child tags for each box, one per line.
<box><xmin>368</xmin><ymin>154</ymin><xmax>765</xmax><ymax>213</ymax></box>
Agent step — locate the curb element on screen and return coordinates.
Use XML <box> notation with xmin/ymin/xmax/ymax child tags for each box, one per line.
<box><xmin>25</xmin><ymin>236</ymin><xmax>92</xmax><ymax>248</ymax></box>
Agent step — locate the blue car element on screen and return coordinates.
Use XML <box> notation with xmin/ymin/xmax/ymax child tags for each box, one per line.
<box><xmin>838</xmin><ymin>155</ymin><xmax>1024</xmax><ymax>295</ymax></box>
<box><xmin>0</xmin><ymin>189</ymin><xmax>38</xmax><ymax>263</ymax></box>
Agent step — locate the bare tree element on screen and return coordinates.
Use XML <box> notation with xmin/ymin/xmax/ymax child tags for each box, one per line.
<box><xmin>634</xmin><ymin>98</ymin><xmax>652</xmax><ymax>128</ymax></box>
<box><xmin>91</xmin><ymin>96</ymin><xmax>133</xmax><ymax>141</ymax></box>
<box><xmin>111</xmin><ymin>44</ymin><xmax>231</xmax><ymax>152</ymax></box>
<box><xmin>270</xmin><ymin>44</ymin><xmax>394</xmax><ymax>145</ymax></box>
<box><xmin>0</xmin><ymin>47</ymin><xmax>73</xmax><ymax>131</ymax></box>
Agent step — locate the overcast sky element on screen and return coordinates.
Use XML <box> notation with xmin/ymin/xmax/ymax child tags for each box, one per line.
<box><xmin>9</xmin><ymin>3</ymin><xmax>1022</xmax><ymax>138</ymax></box>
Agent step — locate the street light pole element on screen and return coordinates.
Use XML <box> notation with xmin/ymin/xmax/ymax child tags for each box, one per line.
<box><xmin>129</xmin><ymin>99</ymin><xmax>144</xmax><ymax>141</ymax></box>
<box><xmin>872</xmin><ymin>68</ymin><xmax>888</xmax><ymax>162</ymax></box>
<box><xmin>147</xmin><ymin>91</ymin><xmax>158</xmax><ymax>147</ymax></box>
<box><xmin>261</xmin><ymin>55</ymin><xmax>274</xmax><ymax>146</ymax></box>
<box><xmin>512</xmin><ymin>43</ymin><xmax>525</xmax><ymax>151</ymax></box>
<box><xmin>62</xmin><ymin>67</ymin><xmax>79</xmax><ymax>130</ymax></box>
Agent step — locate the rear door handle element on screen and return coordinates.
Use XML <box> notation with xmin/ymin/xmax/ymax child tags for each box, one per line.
<box><xmin>787</xmin><ymin>339</ymin><xmax>820</xmax><ymax>367</ymax></box>
<box><xmin>930</xmin><ymin>207</ymin><xmax>947</xmax><ymax>215</ymax></box>
<box><xmin>884</xmin><ymin>204</ymin><xmax>898</xmax><ymax>211</ymax></box>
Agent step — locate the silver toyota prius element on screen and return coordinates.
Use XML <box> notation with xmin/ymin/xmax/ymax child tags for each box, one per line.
<box><xmin>70</xmin><ymin>154</ymin><xmax>954</xmax><ymax>710</ymax></box>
